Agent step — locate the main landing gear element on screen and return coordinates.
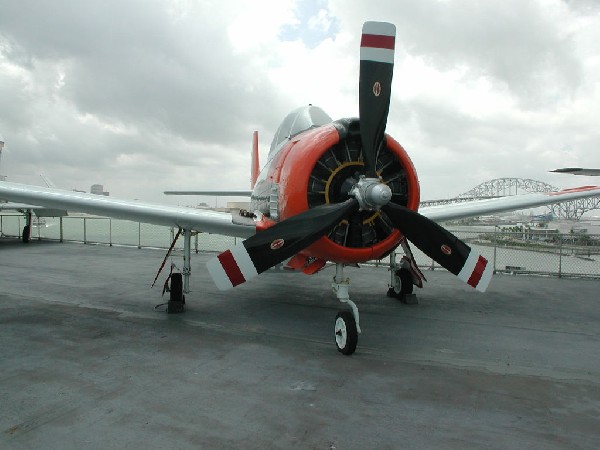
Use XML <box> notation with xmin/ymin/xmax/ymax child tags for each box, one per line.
<box><xmin>387</xmin><ymin>244</ymin><xmax>420</xmax><ymax>305</ymax></box>
<box><xmin>154</xmin><ymin>228</ymin><xmax>192</xmax><ymax>314</ymax></box>
<box><xmin>22</xmin><ymin>210</ymin><xmax>32</xmax><ymax>243</ymax></box>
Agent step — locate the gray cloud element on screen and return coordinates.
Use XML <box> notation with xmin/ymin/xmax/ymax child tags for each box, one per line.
<box><xmin>1</xmin><ymin>0</ymin><xmax>599</xmax><ymax>204</ymax></box>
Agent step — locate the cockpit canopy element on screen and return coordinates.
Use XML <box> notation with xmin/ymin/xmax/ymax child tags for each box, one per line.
<box><xmin>269</xmin><ymin>105</ymin><xmax>332</xmax><ymax>158</ymax></box>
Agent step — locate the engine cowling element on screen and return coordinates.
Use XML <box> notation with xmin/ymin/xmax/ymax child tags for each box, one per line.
<box><xmin>275</xmin><ymin>118</ymin><xmax>420</xmax><ymax>263</ymax></box>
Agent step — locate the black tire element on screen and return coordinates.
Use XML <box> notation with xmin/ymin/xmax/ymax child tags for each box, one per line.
<box><xmin>334</xmin><ymin>311</ymin><xmax>358</xmax><ymax>355</ymax></box>
<box><xmin>168</xmin><ymin>273</ymin><xmax>184</xmax><ymax>313</ymax></box>
<box><xmin>169</xmin><ymin>273</ymin><xmax>183</xmax><ymax>302</ymax></box>
<box><xmin>398</xmin><ymin>268</ymin><xmax>413</xmax><ymax>295</ymax></box>
<box><xmin>22</xmin><ymin>225</ymin><xmax>31</xmax><ymax>243</ymax></box>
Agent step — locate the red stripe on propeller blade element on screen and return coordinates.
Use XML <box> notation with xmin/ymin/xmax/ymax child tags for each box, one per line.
<box><xmin>361</xmin><ymin>34</ymin><xmax>395</xmax><ymax>50</ymax></box>
<box><xmin>217</xmin><ymin>250</ymin><xmax>246</xmax><ymax>287</ymax></box>
<box><xmin>467</xmin><ymin>255</ymin><xmax>487</xmax><ymax>289</ymax></box>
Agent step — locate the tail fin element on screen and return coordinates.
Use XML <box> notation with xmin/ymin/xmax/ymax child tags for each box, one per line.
<box><xmin>251</xmin><ymin>131</ymin><xmax>260</xmax><ymax>189</ymax></box>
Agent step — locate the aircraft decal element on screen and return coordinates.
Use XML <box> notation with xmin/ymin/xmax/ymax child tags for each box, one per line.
<box><xmin>270</xmin><ymin>239</ymin><xmax>285</xmax><ymax>250</ymax></box>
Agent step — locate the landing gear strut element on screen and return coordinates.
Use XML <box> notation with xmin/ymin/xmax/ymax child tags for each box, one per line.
<box><xmin>332</xmin><ymin>263</ymin><xmax>360</xmax><ymax>355</ymax></box>
<box><xmin>167</xmin><ymin>228</ymin><xmax>192</xmax><ymax>313</ymax></box>
<box><xmin>22</xmin><ymin>210</ymin><xmax>32</xmax><ymax>243</ymax></box>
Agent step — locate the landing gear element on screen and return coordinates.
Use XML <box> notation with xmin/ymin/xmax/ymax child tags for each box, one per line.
<box><xmin>332</xmin><ymin>263</ymin><xmax>360</xmax><ymax>355</ymax></box>
<box><xmin>335</xmin><ymin>311</ymin><xmax>358</xmax><ymax>355</ymax></box>
<box><xmin>387</xmin><ymin>268</ymin><xmax>415</xmax><ymax>300</ymax></box>
<box><xmin>387</xmin><ymin>246</ymin><xmax>420</xmax><ymax>304</ymax></box>
<box><xmin>22</xmin><ymin>211</ymin><xmax>32</xmax><ymax>243</ymax></box>
<box><xmin>152</xmin><ymin>227</ymin><xmax>191</xmax><ymax>314</ymax></box>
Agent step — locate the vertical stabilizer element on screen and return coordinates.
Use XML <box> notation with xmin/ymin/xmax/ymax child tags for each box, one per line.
<box><xmin>251</xmin><ymin>131</ymin><xmax>259</xmax><ymax>188</ymax></box>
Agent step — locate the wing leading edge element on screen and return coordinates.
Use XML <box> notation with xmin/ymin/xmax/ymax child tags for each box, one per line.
<box><xmin>0</xmin><ymin>181</ymin><xmax>255</xmax><ymax>238</ymax></box>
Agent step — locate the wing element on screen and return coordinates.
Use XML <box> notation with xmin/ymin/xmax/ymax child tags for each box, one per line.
<box><xmin>551</xmin><ymin>168</ymin><xmax>600</xmax><ymax>176</ymax></box>
<box><xmin>0</xmin><ymin>181</ymin><xmax>255</xmax><ymax>238</ymax></box>
<box><xmin>420</xmin><ymin>186</ymin><xmax>600</xmax><ymax>222</ymax></box>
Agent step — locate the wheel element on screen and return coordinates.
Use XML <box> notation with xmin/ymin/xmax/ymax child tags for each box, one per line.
<box><xmin>168</xmin><ymin>273</ymin><xmax>184</xmax><ymax>313</ymax></box>
<box><xmin>22</xmin><ymin>225</ymin><xmax>31</xmax><ymax>243</ymax></box>
<box><xmin>398</xmin><ymin>268</ymin><xmax>413</xmax><ymax>295</ymax></box>
<box><xmin>334</xmin><ymin>311</ymin><xmax>358</xmax><ymax>355</ymax></box>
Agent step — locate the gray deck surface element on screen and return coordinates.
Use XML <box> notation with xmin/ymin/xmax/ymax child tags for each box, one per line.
<box><xmin>1</xmin><ymin>238</ymin><xmax>599</xmax><ymax>449</ymax></box>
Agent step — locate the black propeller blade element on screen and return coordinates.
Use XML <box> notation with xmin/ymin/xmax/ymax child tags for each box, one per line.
<box><xmin>382</xmin><ymin>202</ymin><xmax>492</xmax><ymax>291</ymax></box>
<box><xmin>359</xmin><ymin>21</ymin><xmax>396</xmax><ymax>178</ymax></box>
<box><xmin>207</xmin><ymin>199</ymin><xmax>359</xmax><ymax>290</ymax></box>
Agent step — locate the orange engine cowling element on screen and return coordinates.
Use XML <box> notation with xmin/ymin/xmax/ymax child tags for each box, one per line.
<box><xmin>274</xmin><ymin>118</ymin><xmax>420</xmax><ymax>264</ymax></box>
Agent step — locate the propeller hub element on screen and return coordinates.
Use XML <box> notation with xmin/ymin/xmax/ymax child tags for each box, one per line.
<box><xmin>350</xmin><ymin>176</ymin><xmax>392</xmax><ymax>210</ymax></box>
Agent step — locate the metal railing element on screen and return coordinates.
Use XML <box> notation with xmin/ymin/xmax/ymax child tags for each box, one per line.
<box><xmin>1</xmin><ymin>213</ymin><xmax>599</xmax><ymax>278</ymax></box>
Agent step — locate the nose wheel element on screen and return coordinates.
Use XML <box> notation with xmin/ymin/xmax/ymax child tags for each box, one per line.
<box><xmin>334</xmin><ymin>311</ymin><xmax>358</xmax><ymax>355</ymax></box>
<box><xmin>332</xmin><ymin>263</ymin><xmax>361</xmax><ymax>355</ymax></box>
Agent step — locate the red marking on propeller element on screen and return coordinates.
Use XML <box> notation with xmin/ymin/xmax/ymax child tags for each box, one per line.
<box><xmin>270</xmin><ymin>239</ymin><xmax>285</xmax><ymax>250</ymax></box>
<box><xmin>217</xmin><ymin>250</ymin><xmax>246</xmax><ymax>287</ymax></box>
<box><xmin>373</xmin><ymin>82</ymin><xmax>381</xmax><ymax>96</ymax></box>
<box><xmin>467</xmin><ymin>256</ymin><xmax>487</xmax><ymax>288</ymax></box>
<box><xmin>441</xmin><ymin>244</ymin><xmax>452</xmax><ymax>255</ymax></box>
<box><xmin>361</xmin><ymin>34</ymin><xmax>395</xmax><ymax>50</ymax></box>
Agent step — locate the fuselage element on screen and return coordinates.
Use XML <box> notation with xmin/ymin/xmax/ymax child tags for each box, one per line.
<box><xmin>249</xmin><ymin>105</ymin><xmax>421</xmax><ymax>264</ymax></box>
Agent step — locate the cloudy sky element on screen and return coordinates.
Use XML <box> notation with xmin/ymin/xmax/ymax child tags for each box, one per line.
<box><xmin>1</xmin><ymin>0</ymin><xmax>599</xmax><ymax>206</ymax></box>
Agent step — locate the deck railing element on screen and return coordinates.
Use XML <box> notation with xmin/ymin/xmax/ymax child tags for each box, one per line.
<box><xmin>1</xmin><ymin>213</ymin><xmax>599</xmax><ymax>278</ymax></box>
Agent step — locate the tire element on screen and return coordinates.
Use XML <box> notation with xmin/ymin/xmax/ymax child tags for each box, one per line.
<box><xmin>334</xmin><ymin>311</ymin><xmax>358</xmax><ymax>355</ymax></box>
<box><xmin>398</xmin><ymin>268</ymin><xmax>413</xmax><ymax>295</ymax></box>
<box><xmin>22</xmin><ymin>225</ymin><xmax>31</xmax><ymax>243</ymax></box>
<box><xmin>168</xmin><ymin>273</ymin><xmax>184</xmax><ymax>313</ymax></box>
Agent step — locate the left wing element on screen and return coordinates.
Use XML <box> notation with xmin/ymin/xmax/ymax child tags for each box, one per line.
<box><xmin>0</xmin><ymin>181</ymin><xmax>255</xmax><ymax>238</ymax></box>
<box><xmin>421</xmin><ymin>185</ymin><xmax>600</xmax><ymax>222</ymax></box>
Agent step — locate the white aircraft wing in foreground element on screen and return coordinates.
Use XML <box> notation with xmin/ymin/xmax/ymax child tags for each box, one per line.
<box><xmin>0</xmin><ymin>181</ymin><xmax>254</xmax><ymax>238</ymax></box>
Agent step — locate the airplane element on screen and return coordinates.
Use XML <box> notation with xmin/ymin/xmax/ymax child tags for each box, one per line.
<box><xmin>1</xmin><ymin>21</ymin><xmax>600</xmax><ymax>355</ymax></box>
<box><xmin>551</xmin><ymin>168</ymin><xmax>600</xmax><ymax>176</ymax></box>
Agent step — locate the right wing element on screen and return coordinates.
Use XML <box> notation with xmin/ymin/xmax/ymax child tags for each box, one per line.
<box><xmin>421</xmin><ymin>185</ymin><xmax>600</xmax><ymax>222</ymax></box>
<box><xmin>0</xmin><ymin>181</ymin><xmax>255</xmax><ymax>238</ymax></box>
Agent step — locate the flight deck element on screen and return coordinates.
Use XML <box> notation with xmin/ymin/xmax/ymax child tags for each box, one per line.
<box><xmin>1</xmin><ymin>238</ymin><xmax>599</xmax><ymax>449</ymax></box>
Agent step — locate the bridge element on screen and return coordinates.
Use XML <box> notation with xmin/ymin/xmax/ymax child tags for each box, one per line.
<box><xmin>421</xmin><ymin>177</ymin><xmax>600</xmax><ymax>220</ymax></box>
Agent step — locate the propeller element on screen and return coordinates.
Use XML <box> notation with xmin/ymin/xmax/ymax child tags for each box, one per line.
<box><xmin>207</xmin><ymin>199</ymin><xmax>359</xmax><ymax>290</ymax></box>
<box><xmin>207</xmin><ymin>21</ymin><xmax>492</xmax><ymax>293</ymax></box>
<box><xmin>359</xmin><ymin>21</ymin><xmax>396</xmax><ymax>178</ymax></box>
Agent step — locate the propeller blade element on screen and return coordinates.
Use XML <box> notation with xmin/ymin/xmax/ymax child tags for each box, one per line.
<box><xmin>207</xmin><ymin>199</ymin><xmax>360</xmax><ymax>290</ymax></box>
<box><xmin>359</xmin><ymin>21</ymin><xmax>396</xmax><ymax>178</ymax></box>
<box><xmin>382</xmin><ymin>203</ymin><xmax>493</xmax><ymax>292</ymax></box>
